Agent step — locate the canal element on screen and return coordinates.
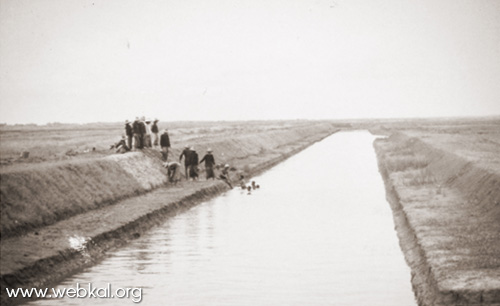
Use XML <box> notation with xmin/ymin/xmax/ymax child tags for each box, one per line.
<box><xmin>29</xmin><ymin>131</ymin><xmax>416</xmax><ymax>305</ymax></box>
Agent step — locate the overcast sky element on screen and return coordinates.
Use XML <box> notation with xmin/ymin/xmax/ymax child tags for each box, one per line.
<box><xmin>1</xmin><ymin>0</ymin><xmax>499</xmax><ymax>124</ymax></box>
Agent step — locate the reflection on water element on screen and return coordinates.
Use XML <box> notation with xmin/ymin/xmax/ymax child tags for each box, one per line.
<box><xmin>29</xmin><ymin>131</ymin><xmax>416</xmax><ymax>306</ymax></box>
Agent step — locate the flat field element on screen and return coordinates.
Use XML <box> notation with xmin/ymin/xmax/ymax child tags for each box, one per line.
<box><xmin>0</xmin><ymin>120</ymin><xmax>326</xmax><ymax>167</ymax></box>
<box><xmin>1</xmin><ymin>117</ymin><xmax>499</xmax><ymax>305</ymax></box>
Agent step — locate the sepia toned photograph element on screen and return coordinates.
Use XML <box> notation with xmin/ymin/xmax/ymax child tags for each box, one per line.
<box><xmin>1</xmin><ymin>0</ymin><xmax>499</xmax><ymax>305</ymax></box>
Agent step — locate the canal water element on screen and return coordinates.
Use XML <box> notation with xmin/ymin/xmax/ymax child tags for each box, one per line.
<box><xmin>29</xmin><ymin>131</ymin><xmax>416</xmax><ymax>305</ymax></box>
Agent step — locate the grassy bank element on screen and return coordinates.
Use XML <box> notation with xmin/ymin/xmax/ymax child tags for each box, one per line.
<box><xmin>0</xmin><ymin>122</ymin><xmax>337</xmax><ymax>238</ymax></box>
<box><xmin>374</xmin><ymin>130</ymin><xmax>500</xmax><ymax>305</ymax></box>
<box><xmin>1</xmin><ymin>123</ymin><xmax>337</xmax><ymax>305</ymax></box>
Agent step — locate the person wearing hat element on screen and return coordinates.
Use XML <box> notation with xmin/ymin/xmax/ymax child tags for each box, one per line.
<box><xmin>144</xmin><ymin>118</ymin><xmax>152</xmax><ymax>148</ymax></box>
<box><xmin>111</xmin><ymin>135</ymin><xmax>130</xmax><ymax>153</ymax></box>
<box><xmin>179</xmin><ymin>145</ymin><xmax>192</xmax><ymax>179</ymax></box>
<box><xmin>132</xmin><ymin>117</ymin><xmax>142</xmax><ymax>149</ymax></box>
<box><xmin>152</xmin><ymin>119</ymin><xmax>159</xmax><ymax>148</ymax></box>
<box><xmin>138</xmin><ymin>116</ymin><xmax>147</xmax><ymax>149</ymax></box>
<box><xmin>125</xmin><ymin>120</ymin><xmax>133</xmax><ymax>150</ymax></box>
<box><xmin>199</xmin><ymin>148</ymin><xmax>216</xmax><ymax>180</ymax></box>
<box><xmin>188</xmin><ymin>147</ymin><xmax>199</xmax><ymax>180</ymax></box>
<box><xmin>160</xmin><ymin>129</ymin><xmax>171</xmax><ymax>161</ymax></box>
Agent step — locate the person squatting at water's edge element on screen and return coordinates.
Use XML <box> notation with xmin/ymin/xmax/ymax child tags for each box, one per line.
<box><xmin>218</xmin><ymin>164</ymin><xmax>233</xmax><ymax>188</ymax></box>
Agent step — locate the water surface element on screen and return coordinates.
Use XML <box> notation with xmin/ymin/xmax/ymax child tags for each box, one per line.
<box><xmin>30</xmin><ymin>131</ymin><xmax>416</xmax><ymax>305</ymax></box>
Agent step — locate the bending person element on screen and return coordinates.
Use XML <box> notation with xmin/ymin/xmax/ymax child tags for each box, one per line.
<box><xmin>218</xmin><ymin>164</ymin><xmax>233</xmax><ymax>188</ymax></box>
<box><xmin>163</xmin><ymin>162</ymin><xmax>182</xmax><ymax>184</ymax></box>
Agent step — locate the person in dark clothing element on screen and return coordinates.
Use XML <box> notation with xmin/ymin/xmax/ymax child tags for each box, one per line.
<box><xmin>237</xmin><ymin>171</ymin><xmax>246</xmax><ymax>188</ymax></box>
<box><xmin>110</xmin><ymin>135</ymin><xmax>130</xmax><ymax>153</ymax></box>
<box><xmin>179</xmin><ymin>145</ymin><xmax>191</xmax><ymax>179</ymax></box>
<box><xmin>138</xmin><ymin>116</ymin><xmax>147</xmax><ymax>149</ymax></box>
<box><xmin>199</xmin><ymin>148</ymin><xmax>216</xmax><ymax>180</ymax></box>
<box><xmin>163</xmin><ymin>161</ymin><xmax>181</xmax><ymax>184</ymax></box>
<box><xmin>160</xmin><ymin>129</ymin><xmax>171</xmax><ymax>161</ymax></box>
<box><xmin>132</xmin><ymin>117</ymin><xmax>141</xmax><ymax>149</ymax></box>
<box><xmin>125</xmin><ymin>120</ymin><xmax>133</xmax><ymax>150</ymax></box>
<box><xmin>152</xmin><ymin>119</ymin><xmax>159</xmax><ymax>148</ymax></box>
<box><xmin>188</xmin><ymin>147</ymin><xmax>199</xmax><ymax>180</ymax></box>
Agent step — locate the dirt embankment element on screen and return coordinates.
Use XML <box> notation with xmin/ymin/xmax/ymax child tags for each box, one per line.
<box><xmin>0</xmin><ymin>123</ymin><xmax>335</xmax><ymax>239</ymax></box>
<box><xmin>0</xmin><ymin>123</ymin><xmax>337</xmax><ymax>305</ymax></box>
<box><xmin>374</xmin><ymin>132</ymin><xmax>500</xmax><ymax>306</ymax></box>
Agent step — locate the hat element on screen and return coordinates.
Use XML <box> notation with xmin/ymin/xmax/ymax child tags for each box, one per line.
<box><xmin>184</xmin><ymin>145</ymin><xmax>189</xmax><ymax>149</ymax></box>
<box><xmin>224</xmin><ymin>164</ymin><xmax>229</xmax><ymax>168</ymax></box>
<box><xmin>207</xmin><ymin>148</ymin><xmax>212</xmax><ymax>152</ymax></box>
<box><xmin>125</xmin><ymin>120</ymin><xmax>129</xmax><ymax>124</ymax></box>
<box><xmin>190</xmin><ymin>146</ymin><xmax>195</xmax><ymax>150</ymax></box>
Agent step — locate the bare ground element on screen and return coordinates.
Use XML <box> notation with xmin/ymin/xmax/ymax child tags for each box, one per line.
<box><xmin>374</xmin><ymin>125</ymin><xmax>500</xmax><ymax>305</ymax></box>
<box><xmin>0</xmin><ymin>124</ymin><xmax>335</xmax><ymax>305</ymax></box>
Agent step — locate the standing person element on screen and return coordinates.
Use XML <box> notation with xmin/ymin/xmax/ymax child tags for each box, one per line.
<box><xmin>179</xmin><ymin>145</ymin><xmax>191</xmax><ymax>179</ymax></box>
<box><xmin>144</xmin><ymin>118</ymin><xmax>152</xmax><ymax>148</ymax></box>
<box><xmin>160</xmin><ymin>129</ymin><xmax>171</xmax><ymax>161</ymax></box>
<box><xmin>188</xmin><ymin>147</ymin><xmax>199</xmax><ymax>180</ymax></box>
<box><xmin>163</xmin><ymin>162</ymin><xmax>181</xmax><ymax>184</ymax></box>
<box><xmin>199</xmin><ymin>148</ymin><xmax>216</xmax><ymax>180</ymax></box>
<box><xmin>125</xmin><ymin>120</ymin><xmax>133</xmax><ymax>150</ymax></box>
<box><xmin>139</xmin><ymin>116</ymin><xmax>146</xmax><ymax>149</ymax></box>
<box><xmin>132</xmin><ymin>117</ymin><xmax>141</xmax><ymax>149</ymax></box>
<box><xmin>152</xmin><ymin>119</ymin><xmax>159</xmax><ymax>148</ymax></box>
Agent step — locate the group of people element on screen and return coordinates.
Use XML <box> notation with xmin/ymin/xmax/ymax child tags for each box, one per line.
<box><xmin>126</xmin><ymin>117</ymin><xmax>171</xmax><ymax>158</ymax></box>
<box><xmin>178</xmin><ymin>146</ymin><xmax>217</xmax><ymax>181</ymax></box>
<box><xmin>163</xmin><ymin>147</ymin><xmax>233</xmax><ymax>187</ymax></box>
<box><xmin>241</xmin><ymin>180</ymin><xmax>260</xmax><ymax>195</ymax></box>
<box><xmin>113</xmin><ymin>118</ymin><xmax>241</xmax><ymax>188</ymax></box>
<box><xmin>112</xmin><ymin>118</ymin><xmax>171</xmax><ymax>161</ymax></box>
